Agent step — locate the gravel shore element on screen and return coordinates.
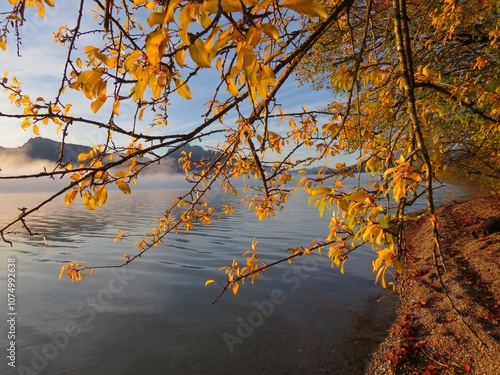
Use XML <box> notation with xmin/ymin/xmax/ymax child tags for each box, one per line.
<box><xmin>366</xmin><ymin>195</ymin><xmax>500</xmax><ymax>375</ymax></box>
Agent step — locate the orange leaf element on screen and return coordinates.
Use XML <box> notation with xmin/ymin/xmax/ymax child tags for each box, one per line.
<box><xmin>430</xmin><ymin>213</ymin><xmax>440</xmax><ymax>228</ymax></box>
<box><xmin>116</xmin><ymin>180</ymin><xmax>131</xmax><ymax>194</ymax></box>
<box><xmin>231</xmin><ymin>282</ymin><xmax>239</xmax><ymax>295</ymax></box>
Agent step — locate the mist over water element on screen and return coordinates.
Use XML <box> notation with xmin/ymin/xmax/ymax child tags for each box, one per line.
<box><xmin>0</xmin><ymin>136</ymin><xmax>192</xmax><ymax>193</ymax></box>
<box><xmin>0</xmin><ymin>178</ymin><xmax>469</xmax><ymax>375</ymax></box>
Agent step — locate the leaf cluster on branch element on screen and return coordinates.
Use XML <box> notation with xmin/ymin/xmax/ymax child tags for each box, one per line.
<box><xmin>0</xmin><ymin>0</ymin><xmax>498</xmax><ymax>301</ymax></box>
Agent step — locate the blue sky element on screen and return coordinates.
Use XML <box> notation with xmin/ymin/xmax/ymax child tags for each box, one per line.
<box><xmin>0</xmin><ymin>1</ymin><xmax>346</xmax><ymax>167</ymax></box>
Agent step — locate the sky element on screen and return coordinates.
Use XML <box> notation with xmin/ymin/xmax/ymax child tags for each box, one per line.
<box><xmin>0</xmin><ymin>1</ymin><xmax>347</xmax><ymax>166</ymax></box>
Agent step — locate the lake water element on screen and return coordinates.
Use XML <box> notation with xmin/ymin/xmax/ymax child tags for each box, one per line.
<box><xmin>0</xmin><ymin>178</ymin><xmax>469</xmax><ymax>375</ymax></box>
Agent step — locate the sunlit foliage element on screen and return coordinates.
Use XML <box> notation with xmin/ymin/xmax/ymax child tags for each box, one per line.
<box><xmin>0</xmin><ymin>0</ymin><xmax>498</xmax><ymax>297</ymax></box>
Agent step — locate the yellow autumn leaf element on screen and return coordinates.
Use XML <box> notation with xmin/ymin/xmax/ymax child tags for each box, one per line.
<box><xmin>147</xmin><ymin>12</ymin><xmax>165</xmax><ymax>27</ymax></box>
<box><xmin>65</xmin><ymin>189</ymin><xmax>78</xmax><ymax>206</ymax></box>
<box><xmin>226</xmin><ymin>78</ymin><xmax>239</xmax><ymax>96</ymax></box>
<box><xmin>189</xmin><ymin>38</ymin><xmax>212</xmax><ymax>68</ymax></box>
<box><xmin>91</xmin><ymin>98</ymin><xmax>106</xmax><ymax>113</ymax></box>
<box><xmin>392</xmin><ymin>259</ymin><xmax>403</xmax><ymax>274</ymax></box>
<box><xmin>149</xmin><ymin>75</ymin><xmax>163</xmax><ymax>99</ymax></box>
<box><xmin>0</xmin><ymin>38</ymin><xmax>6</xmax><ymax>51</ymax></box>
<box><xmin>375</xmin><ymin>228</ymin><xmax>385</xmax><ymax>245</ymax></box>
<box><xmin>116</xmin><ymin>180</ymin><xmax>131</xmax><ymax>194</ymax></box>
<box><xmin>32</xmin><ymin>124</ymin><xmax>40</xmax><ymax>135</ymax></box>
<box><xmin>78</xmin><ymin>150</ymin><xmax>93</xmax><ymax>161</ymax></box>
<box><xmin>205</xmin><ymin>279</ymin><xmax>216</xmax><ymax>286</ymax></box>
<box><xmin>97</xmin><ymin>79</ymin><xmax>107</xmax><ymax>98</ymax></box>
<box><xmin>132</xmin><ymin>65</ymin><xmax>150</xmax><ymax>101</ymax></box>
<box><xmin>83</xmin><ymin>45</ymin><xmax>98</xmax><ymax>54</ymax></box>
<box><xmin>164</xmin><ymin>0</ymin><xmax>182</xmax><ymax>23</ymax></box>
<box><xmin>241</xmin><ymin>46</ymin><xmax>258</xmax><ymax>84</ymax></box>
<box><xmin>58</xmin><ymin>265</ymin><xmax>68</xmax><ymax>280</ymax></box>
<box><xmin>112</xmin><ymin>100</ymin><xmax>120</xmax><ymax>115</ymax></box>
<box><xmin>21</xmin><ymin>118</ymin><xmax>31</xmax><ymax>130</ymax></box>
<box><xmin>175</xmin><ymin>79</ymin><xmax>192</xmax><ymax>99</ymax></box>
<box><xmin>281</xmin><ymin>0</ymin><xmax>328</xmax><ymax>19</ymax></box>
<box><xmin>175</xmin><ymin>49</ymin><xmax>186</xmax><ymax>67</ymax></box>
<box><xmin>75</xmin><ymin>69</ymin><xmax>104</xmax><ymax>85</ymax></box>
<box><xmin>82</xmin><ymin>191</ymin><xmax>96</xmax><ymax>210</ymax></box>
<box><xmin>74</xmin><ymin>270</ymin><xmax>82</xmax><ymax>282</ymax></box>
<box><xmin>246</xmin><ymin>25</ymin><xmax>261</xmax><ymax>48</ymax></box>
<box><xmin>124</xmin><ymin>50</ymin><xmax>142</xmax><ymax>73</ymax></box>
<box><xmin>145</xmin><ymin>28</ymin><xmax>169</xmax><ymax>67</ymax></box>
<box><xmin>95</xmin><ymin>185</ymin><xmax>108</xmax><ymax>207</ymax></box>
<box><xmin>261</xmin><ymin>23</ymin><xmax>280</xmax><ymax>41</ymax></box>
<box><xmin>256</xmin><ymin>64</ymin><xmax>275</xmax><ymax>98</ymax></box>
<box><xmin>203</xmin><ymin>0</ymin><xmax>242</xmax><ymax>13</ymax></box>
<box><xmin>408</xmin><ymin>172</ymin><xmax>423</xmax><ymax>182</ymax></box>
<box><xmin>393</xmin><ymin>180</ymin><xmax>403</xmax><ymax>202</ymax></box>
<box><xmin>36</xmin><ymin>1</ymin><xmax>45</xmax><ymax>18</ymax></box>
<box><xmin>231</xmin><ymin>282</ymin><xmax>239</xmax><ymax>295</ymax></box>
<box><xmin>178</xmin><ymin>4</ymin><xmax>192</xmax><ymax>45</ymax></box>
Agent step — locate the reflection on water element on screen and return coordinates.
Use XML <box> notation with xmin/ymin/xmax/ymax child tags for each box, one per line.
<box><xmin>0</xmin><ymin>180</ymin><xmax>469</xmax><ymax>375</ymax></box>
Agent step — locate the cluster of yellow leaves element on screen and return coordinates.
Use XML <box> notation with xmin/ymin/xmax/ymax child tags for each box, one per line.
<box><xmin>258</xmin><ymin>131</ymin><xmax>287</xmax><ymax>154</ymax></box>
<box><xmin>65</xmin><ymin>0</ymin><xmax>329</xmax><ymax>115</ymax></box>
<box><xmin>241</xmin><ymin>238</ymin><xmax>267</xmax><ymax>282</ymax></box>
<box><xmin>287</xmin><ymin>114</ymin><xmax>318</xmax><ymax>149</ymax></box>
<box><xmin>305</xmin><ymin>183</ymin><xmax>346</xmax><ymax>218</ymax></box>
<box><xmin>300</xmin><ymin>167</ymin><xmax>404</xmax><ymax>286</ymax></box>
<box><xmin>217</xmin><ymin>238</ymin><xmax>267</xmax><ymax>295</ymax></box>
<box><xmin>209</xmin><ymin>0</ymin><xmax>498</xmax><ymax>294</ymax></box>
<box><xmin>9</xmin><ymin>0</ymin><xmax>54</xmax><ymax>18</ymax></box>
<box><xmin>59</xmin><ymin>261</ymin><xmax>92</xmax><ymax>282</ymax></box>
<box><xmin>64</xmin><ymin>143</ymin><xmax>139</xmax><ymax>210</ymax></box>
<box><xmin>220</xmin><ymin>259</ymin><xmax>242</xmax><ymax>295</ymax></box>
<box><xmin>134</xmin><ymin>226</ymin><xmax>164</xmax><ymax>252</ymax></box>
<box><xmin>179</xmin><ymin>204</ymin><xmax>215</xmax><ymax>231</ymax></box>
<box><xmin>70</xmin><ymin>68</ymin><xmax>107</xmax><ymax>113</ymax></box>
<box><xmin>325</xmin><ymin>241</ymin><xmax>348</xmax><ymax>274</ymax></box>
<box><xmin>114</xmin><ymin>230</ymin><xmax>130</xmax><ymax>244</ymax></box>
<box><xmin>430</xmin><ymin>0</ymin><xmax>463</xmax><ymax>43</ymax></box>
<box><xmin>178</xmin><ymin>151</ymin><xmax>194</xmax><ymax>174</ymax></box>
<box><xmin>298</xmin><ymin>166</ymin><xmax>406</xmax><ymax>285</ymax></box>
<box><xmin>382</xmin><ymin>155</ymin><xmax>423</xmax><ymax>203</ymax></box>
<box><xmin>2</xmin><ymin>75</ymin><xmax>71</xmax><ymax>135</ymax></box>
<box><xmin>65</xmin><ymin>147</ymin><xmax>108</xmax><ymax>209</ymax></box>
<box><xmin>372</xmin><ymin>244</ymin><xmax>402</xmax><ymax>289</ymax></box>
<box><xmin>248</xmin><ymin>190</ymin><xmax>290</xmax><ymax>221</ymax></box>
<box><xmin>0</xmin><ymin>1</ymin><xmax>54</xmax><ymax>50</ymax></box>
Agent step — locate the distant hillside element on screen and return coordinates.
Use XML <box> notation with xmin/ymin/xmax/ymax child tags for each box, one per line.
<box><xmin>0</xmin><ymin>137</ymin><xmax>358</xmax><ymax>175</ymax></box>
<box><xmin>296</xmin><ymin>161</ymin><xmax>368</xmax><ymax>176</ymax></box>
<box><xmin>0</xmin><ymin>137</ymin><xmax>214</xmax><ymax>173</ymax></box>
<box><xmin>25</xmin><ymin>137</ymin><xmax>91</xmax><ymax>164</ymax></box>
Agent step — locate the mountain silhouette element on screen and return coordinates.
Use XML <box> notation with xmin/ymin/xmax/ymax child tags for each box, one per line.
<box><xmin>0</xmin><ymin>137</ymin><xmax>214</xmax><ymax>173</ymax></box>
<box><xmin>27</xmin><ymin>137</ymin><xmax>91</xmax><ymax>163</ymax></box>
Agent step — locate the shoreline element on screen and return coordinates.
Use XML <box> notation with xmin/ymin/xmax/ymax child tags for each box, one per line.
<box><xmin>366</xmin><ymin>195</ymin><xmax>500</xmax><ymax>374</ymax></box>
